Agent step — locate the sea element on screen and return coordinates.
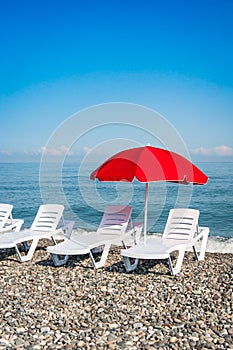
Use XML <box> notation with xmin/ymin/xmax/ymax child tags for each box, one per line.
<box><xmin>0</xmin><ymin>162</ymin><xmax>232</xmax><ymax>254</ymax></box>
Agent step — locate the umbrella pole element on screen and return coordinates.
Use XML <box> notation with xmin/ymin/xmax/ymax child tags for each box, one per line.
<box><xmin>144</xmin><ymin>182</ymin><xmax>149</xmax><ymax>243</ymax></box>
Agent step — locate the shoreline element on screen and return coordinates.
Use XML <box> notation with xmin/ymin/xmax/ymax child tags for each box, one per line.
<box><xmin>0</xmin><ymin>242</ymin><xmax>232</xmax><ymax>349</ymax></box>
<box><xmin>72</xmin><ymin>229</ymin><xmax>233</xmax><ymax>255</ymax></box>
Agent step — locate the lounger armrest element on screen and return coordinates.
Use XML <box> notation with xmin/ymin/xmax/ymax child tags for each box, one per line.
<box><xmin>131</xmin><ymin>222</ymin><xmax>143</xmax><ymax>243</ymax></box>
<box><xmin>132</xmin><ymin>222</ymin><xmax>143</xmax><ymax>229</ymax></box>
<box><xmin>126</xmin><ymin>221</ymin><xmax>142</xmax><ymax>231</ymax></box>
<box><xmin>192</xmin><ymin>226</ymin><xmax>209</xmax><ymax>243</ymax></box>
<box><xmin>190</xmin><ymin>226</ymin><xmax>209</xmax><ymax>261</ymax></box>
<box><xmin>2</xmin><ymin>219</ymin><xmax>24</xmax><ymax>232</ymax></box>
<box><xmin>55</xmin><ymin>220</ymin><xmax>75</xmax><ymax>239</ymax></box>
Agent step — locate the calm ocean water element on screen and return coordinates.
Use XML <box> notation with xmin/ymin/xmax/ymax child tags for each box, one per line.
<box><xmin>0</xmin><ymin>162</ymin><xmax>232</xmax><ymax>253</ymax></box>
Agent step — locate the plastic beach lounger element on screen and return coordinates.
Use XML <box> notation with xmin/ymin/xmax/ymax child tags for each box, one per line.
<box><xmin>121</xmin><ymin>208</ymin><xmax>209</xmax><ymax>275</ymax></box>
<box><xmin>0</xmin><ymin>204</ymin><xmax>74</xmax><ymax>262</ymax></box>
<box><xmin>0</xmin><ymin>203</ymin><xmax>24</xmax><ymax>233</ymax></box>
<box><xmin>47</xmin><ymin>205</ymin><xmax>142</xmax><ymax>269</ymax></box>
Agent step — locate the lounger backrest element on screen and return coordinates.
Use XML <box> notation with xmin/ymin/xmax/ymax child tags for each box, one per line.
<box><xmin>30</xmin><ymin>204</ymin><xmax>64</xmax><ymax>232</ymax></box>
<box><xmin>97</xmin><ymin>206</ymin><xmax>132</xmax><ymax>235</ymax></box>
<box><xmin>0</xmin><ymin>204</ymin><xmax>13</xmax><ymax>230</ymax></box>
<box><xmin>163</xmin><ymin>208</ymin><xmax>199</xmax><ymax>241</ymax></box>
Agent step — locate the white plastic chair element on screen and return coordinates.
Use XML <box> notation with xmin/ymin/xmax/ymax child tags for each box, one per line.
<box><xmin>0</xmin><ymin>204</ymin><xmax>72</xmax><ymax>262</ymax></box>
<box><xmin>0</xmin><ymin>203</ymin><xmax>24</xmax><ymax>233</ymax></box>
<box><xmin>121</xmin><ymin>208</ymin><xmax>209</xmax><ymax>275</ymax></box>
<box><xmin>47</xmin><ymin>205</ymin><xmax>142</xmax><ymax>268</ymax></box>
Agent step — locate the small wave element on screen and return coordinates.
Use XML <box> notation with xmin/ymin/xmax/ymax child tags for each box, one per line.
<box><xmin>148</xmin><ymin>233</ymin><xmax>233</xmax><ymax>254</ymax></box>
<box><xmin>205</xmin><ymin>236</ymin><xmax>233</xmax><ymax>254</ymax></box>
<box><xmin>72</xmin><ymin>228</ymin><xmax>98</xmax><ymax>236</ymax></box>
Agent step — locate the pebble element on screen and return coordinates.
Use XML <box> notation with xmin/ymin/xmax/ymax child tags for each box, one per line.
<box><xmin>133</xmin><ymin>322</ymin><xmax>143</xmax><ymax>329</ymax></box>
<box><xmin>77</xmin><ymin>340</ymin><xmax>85</xmax><ymax>346</ymax></box>
<box><xmin>0</xmin><ymin>245</ymin><xmax>232</xmax><ymax>349</ymax></box>
<box><xmin>40</xmin><ymin>326</ymin><xmax>50</xmax><ymax>333</ymax></box>
<box><xmin>0</xmin><ymin>339</ymin><xmax>9</xmax><ymax>346</ymax></box>
<box><xmin>16</xmin><ymin>327</ymin><xmax>26</xmax><ymax>333</ymax></box>
<box><xmin>169</xmin><ymin>336</ymin><xmax>178</xmax><ymax>343</ymax></box>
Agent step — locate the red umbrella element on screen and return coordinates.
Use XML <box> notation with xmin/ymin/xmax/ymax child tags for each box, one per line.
<box><xmin>90</xmin><ymin>146</ymin><xmax>208</xmax><ymax>240</ymax></box>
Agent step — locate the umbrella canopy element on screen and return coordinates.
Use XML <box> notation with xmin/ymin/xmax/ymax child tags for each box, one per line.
<box><xmin>90</xmin><ymin>146</ymin><xmax>208</xmax><ymax>239</ymax></box>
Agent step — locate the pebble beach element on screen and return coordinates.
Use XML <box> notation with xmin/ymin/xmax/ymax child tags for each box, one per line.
<box><xmin>0</xmin><ymin>242</ymin><xmax>232</xmax><ymax>350</ymax></box>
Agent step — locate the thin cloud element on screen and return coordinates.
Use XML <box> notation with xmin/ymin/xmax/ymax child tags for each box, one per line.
<box><xmin>83</xmin><ymin>146</ymin><xmax>91</xmax><ymax>154</ymax></box>
<box><xmin>0</xmin><ymin>150</ymin><xmax>11</xmax><ymax>155</ymax></box>
<box><xmin>23</xmin><ymin>150</ymin><xmax>40</xmax><ymax>155</ymax></box>
<box><xmin>41</xmin><ymin>145</ymin><xmax>73</xmax><ymax>156</ymax></box>
<box><xmin>214</xmin><ymin>145</ymin><xmax>233</xmax><ymax>156</ymax></box>
<box><xmin>191</xmin><ymin>145</ymin><xmax>233</xmax><ymax>156</ymax></box>
<box><xmin>190</xmin><ymin>147</ymin><xmax>212</xmax><ymax>156</ymax></box>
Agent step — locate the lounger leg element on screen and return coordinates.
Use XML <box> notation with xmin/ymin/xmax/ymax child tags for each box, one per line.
<box><xmin>121</xmin><ymin>240</ymin><xmax>135</xmax><ymax>250</ymax></box>
<box><xmin>168</xmin><ymin>248</ymin><xmax>185</xmax><ymax>275</ymax></box>
<box><xmin>121</xmin><ymin>241</ymin><xmax>127</xmax><ymax>249</ymax></box>
<box><xmin>22</xmin><ymin>242</ymin><xmax>30</xmax><ymax>252</ymax></box>
<box><xmin>50</xmin><ymin>253</ymin><xmax>70</xmax><ymax>266</ymax></box>
<box><xmin>122</xmin><ymin>256</ymin><xmax>139</xmax><ymax>272</ymax></box>
<box><xmin>15</xmin><ymin>238</ymin><xmax>39</xmax><ymax>262</ymax></box>
<box><xmin>192</xmin><ymin>231</ymin><xmax>208</xmax><ymax>261</ymax></box>
<box><xmin>89</xmin><ymin>244</ymin><xmax>111</xmax><ymax>269</ymax></box>
<box><xmin>63</xmin><ymin>221</ymin><xmax>75</xmax><ymax>239</ymax></box>
<box><xmin>13</xmin><ymin>219</ymin><xmax>24</xmax><ymax>232</ymax></box>
<box><xmin>48</xmin><ymin>235</ymin><xmax>73</xmax><ymax>266</ymax></box>
<box><xmin>167</xmin><ymin>256</ymin><xmax>174</xmax><ymax>275</ymax></box>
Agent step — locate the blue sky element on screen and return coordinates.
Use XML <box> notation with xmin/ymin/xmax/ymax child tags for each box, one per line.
<box><xmin>0</xmin><ymin>0</ymin><xmax>233</xmax><ymax>162</ymax></box>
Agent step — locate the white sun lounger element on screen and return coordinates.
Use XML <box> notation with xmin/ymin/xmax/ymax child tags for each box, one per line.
<box><xmin>47</xmin><ymin>205</ymin><xmax>142</xmax><ymax>269</ymax></box>
<box><xmin>0</xmin><ymin>204</ymin><xmax>73</xmax><ymax>262</ymax></box>
<box><xmin>121</xmin><ymin>208</ymin><xmax>209</xmax><ymax>275</ymax></box>
<box><xmin>0</xmin><ymin>203</ymin><xmax>24</xmax><ymax>233</ymax></box>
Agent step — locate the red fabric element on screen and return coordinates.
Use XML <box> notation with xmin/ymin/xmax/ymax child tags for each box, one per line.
<box><xmin>90</xmin><ymin>146</ymin><xmax>208</xmax><ymax>185</ymax></box>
